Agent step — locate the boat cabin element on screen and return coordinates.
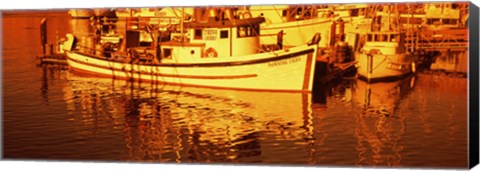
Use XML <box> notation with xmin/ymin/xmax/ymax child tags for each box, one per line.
<box><xmin>363</xmin><ymin>32</ymin><xmax>406</xmax><ymax>55</ymax></box>
<box><xmin>156</xmin><ymin>8</ymin><xmax>265</xmax><ymax>63</ymax></box>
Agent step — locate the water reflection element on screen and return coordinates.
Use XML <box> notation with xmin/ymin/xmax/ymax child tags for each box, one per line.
<box><xmin>61</xmin><ymin>72</ymin><xmax>331</xmax><ymax>164</ymax></box>
<box><xmin>40</xmin><ymin>65</ymin><xmax>68</xmax><ymax>105</ymax></box>
<box><xmin>28</xmin><ymin>58</ymin><xmax>467</xmax><ymax>167</ymax></box>
<box><xmin>352</xmin><ymin>76</ymin><xmax>416</xmax><ymax>166</ymax></box>
<box><xmin>59</xmin><ymin>68</ymin><xmax>416</xmax><ymax>165</ymax></box>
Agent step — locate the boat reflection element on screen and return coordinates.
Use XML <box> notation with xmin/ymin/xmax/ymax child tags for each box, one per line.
<box><xmin>352</xmin><ymin>76</ymin><xmax>416</xmax><ymax>166</ymax></box>
<box><xmin>40</xmin><ymin>65</ymin><xmax>68</xmax><ymax>105</ymax></box>
<box><xmin>61</xmin><ymin>73</ymin><xmax>330</xmax><ymax>164</ymax></box>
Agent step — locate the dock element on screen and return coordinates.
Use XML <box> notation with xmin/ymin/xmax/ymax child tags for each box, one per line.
<box><xmin>37</xmin><ymin>17</ymin><xmax>68</xmax><ymax>67</ymax></box>
<box><xmin>36</xmin><ymin>54</ymin><xmax>67</xmax><ymax>66</ymax></box>
<box><xmin>405</xmin><ymin>28</ymin><xmax>468</xmax><ymax>52</ymax></box>
<box><xmin>405</xmin><ymin>28</ymin><xmax>468</xmax><ymax>74</ymax></box>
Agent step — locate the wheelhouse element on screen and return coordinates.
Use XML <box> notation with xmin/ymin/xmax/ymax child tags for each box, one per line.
<box><xmin>365</xmin><ymin>32</ymin><xmax>402</xmax><ymax>43</ymax></box>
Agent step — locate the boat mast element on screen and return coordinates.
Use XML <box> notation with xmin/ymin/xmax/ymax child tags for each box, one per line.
<box><xmin>387</xmin><ymin>4</ymin><xmax>391</xmax><ymax>31</ymax></box>
<box><xmin>180</xmin><ymin>7</ymin><xmax>185</xmax><ymax>42</ymax></box>
<box><xmin>395</xmin><ymin>4</ymin><xmax>400</xmax><ymax>32</ymax></box>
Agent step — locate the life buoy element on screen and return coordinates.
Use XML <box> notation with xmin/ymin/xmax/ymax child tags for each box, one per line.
<box><xmin>204</xmin><ymin>48</ymin><xmax>218</xmax><ymax>58</ymax></box>
<box><xmin>242</xmin><ymin>12</ymin><xmax>252</xmax><ymax>19</ymax></box>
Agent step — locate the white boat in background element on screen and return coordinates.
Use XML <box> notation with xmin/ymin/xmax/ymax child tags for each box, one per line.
<box><xmin>356</xmin><ymin>5</ymin><xmax>417</xmax><ymax>82</ymax></box>
<box><xmin>68</xmin><ymin>8</ymin><xmax>118</xmax><ymax>19</ymax></box>
<box><xmin>68</xmin><ymin>9</ymin><xmax>95</xmax><ymax>19</ymax></box>
<box><xmin>355</xmin><ymin>31</ymin><xmax>416</xmax><ymax>81</ymax></box>
<box><xmin>422</xmin><ymin>2</ymin><xmax>468</xmax><ymax>30</ymax></box>
<box><xmin>62</xmin><ymin>7</ymin><xmax>321</xmax><ymax>93</ymax></box>
<box><xmin>248</xmin><ymin>5</ymin><xmax>334</xmax><ymax>48</ymax></box>
<box><xmin>397</xmin><ymin>2</ymin><xmax>469</xmax><ymax>31</ymax></box>
<box><xmin>115</xmin><ymin>8</ymin><xmax>194</xmax><ymax>25</ymax></box>
<box><xmin>322</xmin><ymin>4</ymin><xmax>373</xmax><ymax>35</ymax></box>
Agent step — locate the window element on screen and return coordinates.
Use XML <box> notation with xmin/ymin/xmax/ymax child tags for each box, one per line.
<box><xmin>220</xmin><ymin>30</ymin><xmax>229</xmax><ymax>39</ymax></box>
<box><xmin>443</xmin><ymin>19</ymin><xmax>450</xmax><ymax>25</ymax></box>
<box><xmin>163</xmin><ymin>48</ymin><xmax>172</xmax><ymax>59</ymax></box>
<box><xmin>374</xmin><ymin>35</ymin><xmax>380</xmax><ymax>41</ymax></box>
<box><xmin>443</xmin><ymin>19</ymin><xmax>458</xmax><ymax>25</ymax></box>
<box><xmin>451</xmin><ymin>19</ymin><xmax>458</xmax><ymax>25</ymax></box>
<box><xmin>194</xmin><ymin>29</ymin><xmax>202</xmax><ymax>40</ymax></box>
<box><xmin>350</xmin><ymin>9</ymin><xmax>359</xmax><ymax>17</ymax></box>
<box><xmin>427</xmin><ymin>18</ymin><xmax>441</xmax><ymax>25</ymax></box>
<box><xmin>282</xmin><ymin>10</ymin><xmax>288</xmax><ymax>17</ymax></box>
<box><xmin>367</xmin><ymin>34</ymin><xmax>373</xmax><ymax>41</ymax></box>
<box><xmin>237</xmin><ymin>25</ymin><xmax>259</xmax><ymax>38</ymax></box>
<box><xmin>383</xmin><ymin>35</ymin><xmax>389</xmax><ymax>42</ymax></box>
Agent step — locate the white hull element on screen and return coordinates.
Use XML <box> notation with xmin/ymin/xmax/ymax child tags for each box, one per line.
<box><xmin>356</xmin><ymin>53</ymin><xmax>415</xmax><ymax>80</ymax></box>
<box><xmin>260</xmin><ymin>18</ymin><xmax>333</xmax><ymax>47</ymax></box>
<box><xmin>66</xmin><ymin>44</ymin><xmax>318</xmax><ymax>92</ymax></box>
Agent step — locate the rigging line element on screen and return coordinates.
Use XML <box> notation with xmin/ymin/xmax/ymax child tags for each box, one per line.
<box><xmin>272</xmin><ymin>6</ymin><xmax>286</xmax><ymax>23</ymax></box>
<box><xmin>170</xmin><ymin>7</ymin><xmax>181</xmax><ymax>18</ymax></box>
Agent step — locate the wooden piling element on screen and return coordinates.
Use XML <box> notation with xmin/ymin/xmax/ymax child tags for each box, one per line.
<box><xmin>40</xmin><ymin>18</ymin><xmax>47</xmax><ymax>55</ymax></box>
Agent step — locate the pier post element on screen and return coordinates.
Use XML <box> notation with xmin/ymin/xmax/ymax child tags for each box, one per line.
<box><xmin>40</xmin><ymin>18</ymin><xmax>47</xmax><ymax>55</ymax></box>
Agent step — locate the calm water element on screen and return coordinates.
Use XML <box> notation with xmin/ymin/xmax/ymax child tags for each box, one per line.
<box><xmin>2</xmin><ymin>12</ymin><xmax>468</xmax><ymax>168</ymax></box>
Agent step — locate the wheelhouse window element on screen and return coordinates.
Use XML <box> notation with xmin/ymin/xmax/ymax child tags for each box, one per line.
<box><xmin>349</xmin><ymin>9</ymin><xmax>359</xmax><ymax>17</ymax></box>
<box><xmin>427</xmin><ymin>18</ymin><xmax>441</xmax><ymax>25</ymax></box>
<box><xmin>443</xmin><ymin>19</ymin><xmax>458</xmax><ymax>25</ymax></box>
<box><xmin>282</xmin><ymin>10</ymin><xmax>288</xmax><ymax>17</ymax></box>
<box><xmin>220</xmin><ymin>30</ymin><xmax>229</xmax><ymax>39</ymax></box>
<box><xmin>400</xmin><ymin>17</ymin><xmax>423</xmax><ymax>24</ymax></box>
<box><xmin>379</xmin><ymin>34</ymin><xmax>388</xmax><ymax>42</ymax></box>
<box><xmin>163</xmin><ymin>48</ymin><xmax>172</xmax><ymax>59</ymax></box>
<box><xmin>367</xmin><ymin>34</ymin><xmax>373</xmax><ymax>41</ymax></box>
<box><xmin>237</xmin><ymin>25</ymin><xmax>259</xmax><ymax>38</ymax></box>
<box><xmin>194</xmin><ymin>29</ymin><xmax>202</xmax><ymax>40</ymax></box>
<box><xmin>374</xmin><ymin>34</ymin><xmax>380</xmax><ymax>41</ymax></box>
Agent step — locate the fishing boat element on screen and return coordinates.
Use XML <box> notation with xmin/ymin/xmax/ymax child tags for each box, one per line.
<box><xmin>321</xmin><ymin>4</ymin><xmax>373</xmax><ymax>35</ymax></box>
<box><xmin>62</xmin><ymin>7</ymin><xmax>321</xmax><ymax>93</ymax></box>
<box><xmin>355</xmin><ymin>5</ymin><xmax>417</xmax><ymax>81</ymax></box>
<box><xmin>355</xmin><ymin>31</ymin><xmax>416</xmax><ymax>81</ymax></box>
